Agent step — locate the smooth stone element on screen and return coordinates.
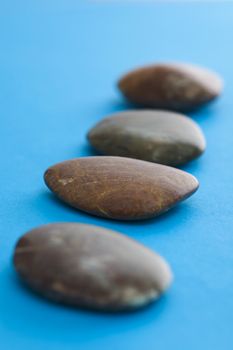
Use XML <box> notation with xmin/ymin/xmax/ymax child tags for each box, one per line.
<box><xmin>44</xmin><ymin>156</ymin><xmax>199</xmax><ymax>220</ymax></box>
<box><xmin>87</xmin><ymin>110</ymin><xmax>206</xmax><ymax>167</ymax></box>
<box><xmin>13</xmin><ymin>223</ymin><xmax>173</xmax><ymax>311</ymax></box>
<box><xmin>118</xmin><ymin>63</ymin><xmax>223</xmax><ymax>111</ymax></box>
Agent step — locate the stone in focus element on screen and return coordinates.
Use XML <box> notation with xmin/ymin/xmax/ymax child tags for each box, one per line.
<box><xmin>13</xmin><ymin>223</ymin><xmax>173</xmax><ymax>311</ymax></box>
<box><xmin>44</xmin><ymin>156</ymin><xmax>199</xmax><ymax>220</ymax></box>
<box><xmin>118</xmin><ymin>63</ymin><xmax>223</xmax><ymax>111</ymax></box>
<box><xmin>87</xmin><ymin>110</ymin><xmax>206</xmax><ymax>166</ymax></box>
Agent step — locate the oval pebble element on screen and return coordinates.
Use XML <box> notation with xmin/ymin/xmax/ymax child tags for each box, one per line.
<box><xmin>44</xmin><ymin>156</ymin><xmax>199</xmax><ymax>220</ymax></box>
<box><xmin>13</xmin><ymin>223</ymin><xmax>173</xmax><ymax>311</ymax></box>
<box><xmin>87</xmin><ymin>110</ymin><xmax>206</xmax><ymax>166</ymax></box>
<box><xmin>118</xmin><ymin>63</ymin><xmax>223</xmax><ymax>111</ymax></box>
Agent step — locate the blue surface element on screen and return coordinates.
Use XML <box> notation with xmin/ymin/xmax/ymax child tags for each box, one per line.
<box><xmin>1</xmin><ymin>1</ymin><xmax>233</xmax><ymax>349</ymax></box>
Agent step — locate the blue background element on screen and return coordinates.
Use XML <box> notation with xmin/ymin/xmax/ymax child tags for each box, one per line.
<box><xmin>1</xmin><ymin>1</ymin><xmax>233</xmax><ymax>349</ymax></box>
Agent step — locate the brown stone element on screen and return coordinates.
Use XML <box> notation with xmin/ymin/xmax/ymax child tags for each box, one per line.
<box><xmin>13</xmin><ymin>223</ymin><xmax>173</xmax><ymax>311</ymax></box>
<box><xmin>118</xmin><ymin>63</ymin><xmax>223</xmax><ymax>111</ymax></box>
<box><xmin>87</xmin><ymin>110</ymin><xmax>206</xmax><ymax>166</ymax></box>
<box><xmin>44</xmin><ymin>157</ymin><xmax>199</xmax><ymax>220</ymax></box>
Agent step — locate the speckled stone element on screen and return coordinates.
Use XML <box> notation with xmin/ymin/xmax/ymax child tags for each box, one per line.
<box><xmin>44</xmin><ymin>156</ymin><xmax>199</xmax><ymax>220</ymax></box>
<box><xmin>13</xmin><ymin>223</ymin><xmax>173</xmax><ymax>311</ymax></box>
<box><xmin>118</xmin><ymin>63</ymin><xmax>223</xmax><ymax>111</ymax></box>
<box><xmin>87</xmin><ymin>110</ymin><xmax>206</xmax><ymax>167</ymax></box>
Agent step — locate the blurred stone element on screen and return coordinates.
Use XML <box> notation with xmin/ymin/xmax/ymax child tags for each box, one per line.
<box><xmin>13</xmin><ymin>223</ymin><xmax>173</xmax><ymax>311</ymax></box>
<box><xmin>118</xmin><ymin>63</ymin><xmax>223</xmax><ymax>111</ymax></box>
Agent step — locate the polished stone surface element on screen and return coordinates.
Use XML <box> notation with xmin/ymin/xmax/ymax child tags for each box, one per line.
<box><xmin>44</xmin><ymin>156</ymin><xmax>199</xmax><ymax>220</ymax></box>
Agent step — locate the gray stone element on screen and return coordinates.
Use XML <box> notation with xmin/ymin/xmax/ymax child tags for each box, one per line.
<box><xmin>87</xmin><ymin>110</ymin><xmax>206</xmax><ymax>166</ymax></box>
